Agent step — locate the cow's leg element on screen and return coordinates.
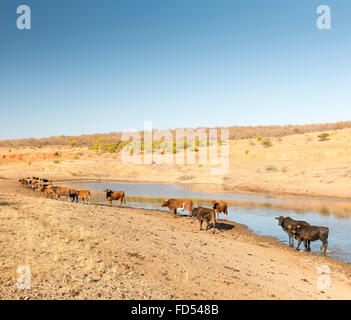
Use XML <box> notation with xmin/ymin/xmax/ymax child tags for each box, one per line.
<box><xmin>288</xmin><ymin>233</ymin><xmax>294</xmax><ymax>247</ymax></box>
<box><xmin>307</xmin><ymin>240</ymin><xmax>311</xmax><ymax>251</ymax></box>
<box><xmin>224</xmin><ymin>210</ymin><xmax>227</xmax><ymax>220</ymax></box>
<box><xmin>321</xmin><ymin>239</ymin><xmax>328</xmax><ymax>256</ymax></box>
<box><xmin>303</xmin><ymin>240</ymin><xmax>309</xmax><ymax>251</ymax></box>
<box><xmin>213</xmin><ymin>218</ymin><xmax>216</xmax><ymax>234</ymax></box>
<box><xmin>296</xmin><ymin>239</ymin><xmax>302</xmax><ymax>251</ymax></box>
<box><xmin>173</xmin><ymin>209</ymin><xmax>177</xmax><ymax>218</ymax></box>
<box><xmin>205</xmin><ymin>220</ymin><xmax>210</xmax><ymax>230</ymax></box>
<box><xmin>199</xmin><ymin>220</ymin><xmax>203</xmax><ymax>230</ymax></box>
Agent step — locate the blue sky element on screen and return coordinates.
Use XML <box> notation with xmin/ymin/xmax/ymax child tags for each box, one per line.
<box><xmin>0</xmin><ymin>0</ymin><xmax>350</xmax><ymax>139</ymax></box>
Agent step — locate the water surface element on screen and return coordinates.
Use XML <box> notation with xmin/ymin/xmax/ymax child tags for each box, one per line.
<box><xmin>78</xmin><ymin>182</ymin><xmax>351</xmax><ymax>263</ymax></box>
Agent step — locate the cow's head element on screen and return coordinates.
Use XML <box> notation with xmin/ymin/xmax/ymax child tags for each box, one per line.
<box><xmin>161</xmin><ymin>199</ymin><xmax>169</xmax><ymax>207</ymax></box>
<box><xmin>191</xmin><ymin>206</ymin><xmax>200</xmax><ymax>217</ymax></box>
<box><xmin>275</xmin><ymin>216</ymin><xmax>285</xmax><ymax>226</ymax></box>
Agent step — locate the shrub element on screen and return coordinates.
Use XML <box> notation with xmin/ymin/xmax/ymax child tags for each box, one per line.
<box><xmin>53</xmin><ymin>160</ymin><xmax>60</xmax><ymax>164</ymax></box>
<box><xmin>27</xmin><ymin>161</ymin><xmax>31</xmax><ymax>165</ymax></box>
<box><xmin>318</xmin><ymin>133</ymin><xmax>330</xmax><ymax>141</ymax></box>
<box><xmin>245</xmin><ymin>150</ymin><xmax>250</xmax><ymax>154</ymax></box>
<box><xmin>262</xmin><ymin>138</ymin><xmax>273</xmax><ymax>148</ymax></box>
<box><xmin>8</xmin><ymin>149</ymin><xmax>12</xmax><ymax>153</ymax></box>
<box><xmin>256</xmin><ymin>136</ymin><xmax>263</xmax><ymax>141</ymax></box>
<box><xmin>265</xmin><ymin>165</ymin><xmax>278</xmax><ymax>172</ymax></box>
<box><xmin>73</xmin><ymin>155</ymin><xmax>79</xmax><ymax>160</ymax></box>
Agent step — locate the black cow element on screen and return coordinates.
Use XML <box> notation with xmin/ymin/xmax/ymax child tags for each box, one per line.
<box><xmin>291</xmin><ymin>224</ymin><xmax>329</xmax><ymax>256</ymax></box>
<box><xmin>275</xmin><ymin>216</ymin><xmax>310</xmax><ymax>247</ymax></box>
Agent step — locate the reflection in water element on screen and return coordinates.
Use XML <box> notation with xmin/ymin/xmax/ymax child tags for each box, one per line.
<box><xmin>78</xmin><ymin>182</ymin><xmax>351</xmax><ymax>263</ymax></box>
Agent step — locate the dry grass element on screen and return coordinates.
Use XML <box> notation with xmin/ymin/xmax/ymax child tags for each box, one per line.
<box><xmin>1</xmin><ymin>122</ymin><xmax>350</xmax><ymax>149</ymax></box>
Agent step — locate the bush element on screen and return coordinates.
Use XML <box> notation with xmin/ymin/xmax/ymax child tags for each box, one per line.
<box><xmin>265</xmin><ymin>165</ymin><xmax>278</xmax><ymax>172</ymax></box>
<box><xmin>256</xmin><ymin>136</ymin><xmax>263</xmax><ymax>141</ymax></box>
<box><xmin>8</xmin><ymin>149</ymin><xmax>12</xmax><ymax>153</ymax></box>
<box><xmin>73</xmin><ymin>155</ymin><xmax>79</xmax><ymax>160</ymax></box>
<box><xmin>27</xmin><ymin>161</ymin><xmax>31</xmax><ymax>165</ymax></box>
<box><xmin>262</xmin><ymin>138</ymin><xmax>273</xmax><ymax>148</ymax></box>
<box><xmin>245</xmin><ymin>150</ymin><xmax>250</xmax><ymax>154</ymax></box>
<box><xmin>318</xmin><ymin>133</ymin><xmax>330</xmax><ymax>141</ymax></box>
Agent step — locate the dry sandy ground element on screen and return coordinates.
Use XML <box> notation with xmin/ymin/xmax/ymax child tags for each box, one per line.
<box><xmin>0</xmin><ymin>180</ymin><xmax>351</xmax><ymax>300</ymax></box>
<box><xmin>1</xmin><ymin>128</ymin><xmax>351</xmax><ymax>200</ymax></box>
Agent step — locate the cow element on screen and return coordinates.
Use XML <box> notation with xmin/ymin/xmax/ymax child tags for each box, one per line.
<box><xmin>19</xmin><ymin>178</ymin><xmax>27</xmax><ymax>186</ymax></box>
<box><xmin>161</xmin><ymin>199</ymin><xmax>193</xmax><ymax>218</ymax></box>
<box><xmin>192</xmin><ymin>206</ymin><xmax>216</xmax><ymax>233</ymax></box>
<box><xmin>275</xmin><ymin>216</ymin><xmax>310</xmax><ymax>247</ymax></box>
<box><xmin>50</xmin><ymin>186</ymin><xmax>70</xmax><ymax>201</ymax></box>
<box><xmin>39</xmin><ymin>185</ymin><xmax>54</xmax><ymax>198</ymax></box>
<box><xmin>103</xmin><ymin>189</ymin><xmax>126</xmax><ymax>207</ymax></box>
<box><xmin>77</xmin><ymin>190</ymin><xmax>90</xmax><ymax>204</ymax></box>
<box><xmin>291</xmin><ymin>224</ymin><xmax>329</xmax><ymax>256</ymax></box>
<box><xmin>31</xmin><ymin>181</ymin><xmax>41</xmax><ymax>191</ymax></box>
<box><xmin>39</xmin><ymin>178</ymin><xmax>52</xmax><ymax>185</ymax></box>
<box><xmin>211</xmin><ymin>200</ymin><xmax>228</xmax><ymax>220</ymax></box>
<box><xmin>68</xmin><ymin>189</ymin><xmax>80</xmax><ymax>202</ymax></box>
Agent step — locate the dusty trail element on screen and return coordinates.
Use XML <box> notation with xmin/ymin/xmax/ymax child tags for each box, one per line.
<box><xmin>0</xmin><ymin>180</ymin><xmax>351</xmax><ymax>300</ymax></box>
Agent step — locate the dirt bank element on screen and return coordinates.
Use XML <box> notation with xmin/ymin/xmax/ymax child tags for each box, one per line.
<box><xmin>1</xmin><ymin>128</ymin><xmax>351</xmax><ymax>201</ymax></box>
<box><xmin>0</xmin><ymin>180</ymin><xmax>350</xmax><ymax>300</ymax></box>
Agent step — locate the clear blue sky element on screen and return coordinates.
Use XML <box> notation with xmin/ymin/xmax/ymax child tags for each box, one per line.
<box><xmin>0</xmin><ymin>0</ymin><xmax>350</xmax><ymax>139</ymax></box>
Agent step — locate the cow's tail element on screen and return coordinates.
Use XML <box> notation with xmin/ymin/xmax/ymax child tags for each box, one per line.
<box><xmin>88</xmin><ymin>191</ymin><xmax>91</xmax><ymax>205</ymax></box>
<box><xmin>124</xmin><ymin>193</ymin><xmax>126</xmax><ymax>206</ymax></box>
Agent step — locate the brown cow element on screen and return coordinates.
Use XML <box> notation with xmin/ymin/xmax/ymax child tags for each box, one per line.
<box><xmin>51</xmin><ymin>186</ymin><xmax>70</xmax><ymax>201</ymax></box>
<box><xmin>192</xmin><ymin>206</ymin><xmax>216</xmax><ymax>233</ymax></box>
<box><xmin>104</xmin><ymin>189</ymin><xmax>126</xmax><ymax>207</ymax></box>
<box><xmin>161</xmin><ymin>199</ymin><xmax>193</xmax><ymax>218</ymax></box>
<box><xmin>39</xmin><ymin>185</ymin><xmax>54</xmax><ymax>198</ymax></box>
<box><xmin>19</xmin><ymin>178</ymin><xmax>27</xmax><ymax>186</ymax></box>
<box><xmin>77</xmin><ymin>190</ymin><xmax>90</xmax><ymax>204</ymax></box>
<box><xmin>211</xmin><ymin>200</ymin><xmax>228</xmax><ymax>220</ymax></box>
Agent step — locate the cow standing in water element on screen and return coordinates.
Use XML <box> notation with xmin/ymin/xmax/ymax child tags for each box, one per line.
<box><xmin>104</xmin><ymin>189</ymin><xmax>126</xmax><ymax>207</ymax></box>
<box><xmin>211</xmin><ymin>200</ymin><xmax>228</xmax><ymax>220</ymax></box>
<box><xmin>161</xmin><ymin>199</ymin><xmax>193</xmax><ymax>218</ymax></box>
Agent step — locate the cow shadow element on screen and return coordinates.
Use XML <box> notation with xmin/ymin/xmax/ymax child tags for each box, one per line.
<box><xmin>215</xmin><ymin>221</ymin><xmax>235</xmax><ymax>231</ymax></box>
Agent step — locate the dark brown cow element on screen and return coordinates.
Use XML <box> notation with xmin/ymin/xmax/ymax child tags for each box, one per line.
<box><xmin>211</xmin><ymin>200</ymin><xmax>228</xmax><ymax>220</ymax></box>
<box><xmin>291</xmin><ymin>224</ymin><xmax>329</xmax><ymax>256</ymax></box>
<box><xmin>68</xmin><ymin>189</ymin><xmax>80</xmax><ymax>202</ymax></box>
<box><xmin>275</xmin><ymin>216</ymin><xmax>310</xmax><ymax>248</ymax></box>
<box><xmin>161</xmin><ymin>199</ymin><xmax>193</xmax><ymax>218</ymax></box>
<box><xmin>104</xmin><ymin>189</ymin><xmax>126</xmax><ymax>207</ymax></box>
<box><xmin>192</xmin><ymin>206</ymin><xmax>216</xmax><ymax>233</ymax></box>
